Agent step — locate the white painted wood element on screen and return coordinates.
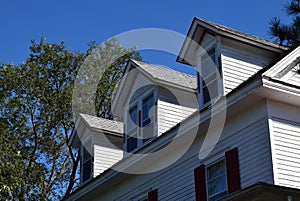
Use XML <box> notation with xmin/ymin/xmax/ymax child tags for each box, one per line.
<box><xmin>130</xmin><ymin>73</ymin><xmax>153</xmax><ymax>100</ymax></box>
<box><xmin>94</xmin><ymin>145</ymin><xmax>123</xmax><ymax>176</ymax></box>
<box><xmin>157</xmin><ymin>100</ymin><xmax>196</xmax><ymax>136</ymax></box>
<box><xmin>221</xmin><ymin>46</ymin><xmax>266</xmax><ymax>94</ymax></box>
<box><xmin>85</xmin><ymin>101</ymin><xmax>274</xmax><ymax>201</ymax></box>
<box><xmin>269</xmin><ymin>118</ymin><xmax>300</xmax><ymax>189</ymax></box>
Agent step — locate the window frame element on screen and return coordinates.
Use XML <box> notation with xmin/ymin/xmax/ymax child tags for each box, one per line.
<box><xmin>80</xmin><ymin>138</ymin><xmax>93</xmax><ymax>185</ymax></box>
<box><xmin>124</xmin><ymin>89</ymin><xmax>157</xmax><ymax>153</ymax></box>
<box><xmin>205</xmin><ymin>158</ymin><xmax>228</xmax><ymax>201</ymax></box>
<box><xmin>141</xmin><ymin>92</ymin><xmax>155</xmax><ymax>143</ymax></box>
<box><xmin>126</xmin><ymin>104</ymin><xmax>138</xmax><ymax>152</ymax></box>
<box><xmin>196</xmin><ymin>39</ymin><xmax>223</xmax><ymax>109</ymax></box>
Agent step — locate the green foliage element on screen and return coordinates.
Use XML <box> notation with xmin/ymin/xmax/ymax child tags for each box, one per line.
<box><xmin>0</xmin><ymin>38</ymin><xmax>141</xmax><ymax>200</ymax></box>
<box><xmin>269</xmin><ymin>0</ymin><xmax>300</xmax><ymax>46</ymax></box>
<box><xmin>72</xmin><ymin>38</ymin><xmax>142</xmax><ymax>119</ymax></box>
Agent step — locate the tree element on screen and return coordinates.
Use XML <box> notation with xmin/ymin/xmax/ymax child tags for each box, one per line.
<box><xmin>0</xmin><ymin>38</ymin><xmax>141</xmax><ymax>200</ymax></box>
<box><xmin>269</xmin><ymin>0</ymin><xmax>300</xmax><ymax>46</ymax></box>
<box><xmin>73</xmin><ymin>39</ymin><xmax>142</xmax><ymax>119</ymax></box>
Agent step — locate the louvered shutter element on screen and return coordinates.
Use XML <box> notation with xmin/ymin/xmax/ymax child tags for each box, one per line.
<box><xmin>148</xmin><ymin>189</ymin><xmax>158</xmax><ymax>201</ymax></box>
<box><xmin>194</xmin><ymin>164</ymin><xmax>207</xmax><ymax>201</ymax></box>
<box><xmin>225</xmin><ymin>147</ymin><xmax>241</xmax><ymax>193</ymax></box>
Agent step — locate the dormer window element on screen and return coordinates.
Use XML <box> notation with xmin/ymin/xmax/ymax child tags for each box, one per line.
<box><xmin>197</xmin><ymin>46</ymin><xmax>223</xmax><ymax>108</ymax></box>
<box><xmin>81</xmin><ymin>139</ymin><xmax>93</xmax><ymax>184</ymax></box>
<box><xmin>142</xmin><ymin>93</ymin><xmax>154</xmax><ymax>143</ymax></box>
<box><xmin>125</xmin><ymin>91</ymin><xmax>156</xmax><ymax>153</ymax></box>
<box><xmin>127</xmin><ymin>105</ymin><xmax>138</xmax><ymax>152</ymax></box>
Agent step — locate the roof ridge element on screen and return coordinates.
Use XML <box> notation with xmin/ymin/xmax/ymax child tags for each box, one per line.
<box><xmin>79</xmin><ymin>113</ymin><xmax>123</xmax><ymax>123</ymax></box>
<box><xmin>131</xmin><ymin>59</ymin><xmax>196</xmax><ymax>78</ymax></box>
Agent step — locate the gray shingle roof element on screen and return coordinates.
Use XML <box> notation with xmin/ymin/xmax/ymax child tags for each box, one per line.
<box><xmin>132</xmin><ymin>60</ymin><xmax>197</xmax><ymax>90</ymax></box>
<box><xmin>196</xmin><ymin>18</ymin><xmax>288</xmax><ymax>51</ymax></box>
<box><xmin>79</xmin><ymin>113</ymin><xmax>123</xmax><ymax>134</ymax></box>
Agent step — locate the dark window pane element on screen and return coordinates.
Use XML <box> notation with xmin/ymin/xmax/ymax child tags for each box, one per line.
<box><xmin>127</xmin><ymin>135</ymin><xmax>137</xmax><ymax>152</ymax></box>
<box><xmin>207</xmin><ymin>160</ymin><xmax>225</xmax><ymax>180</ymax></box>
<box><xmin>201</xmin><ymin>47</ymin><xmax>220</xmax><ymax>106</ymax></box>
<box><xmin>203</xmin><ymin>84</ymin><xmax>210</xmax><ymax>104</ymax></box>
<box><xmin>128</xmin><ymin>105</ymin><xmax>138</xmax><ymax>131</ymax></box>
<box><xmin>142</xmin><ymin>94</ymin><xmax>154</xmax><ymax>126</ymax></box>
<box><xmin>207</xmin><ymin>175</ymin><xmax>227</xmax><ymax>195</ymax></box>
<box><xmin>83</xmin><ymin>160</ymin><xmax>92</xmax><ymax>182</ymax></box>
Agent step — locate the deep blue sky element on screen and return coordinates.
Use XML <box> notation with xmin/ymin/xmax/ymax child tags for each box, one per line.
<box><xmin>1</xmin><ymin>0</ymin><xmax>290</xmax><ymax>73</ymax></box>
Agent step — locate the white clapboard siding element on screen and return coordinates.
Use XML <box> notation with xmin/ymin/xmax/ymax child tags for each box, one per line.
<box><xmin>157</xmin><ymin>100</ymin><xmax>196</xmax><ymax>135</ymax></box>
<box><xmin>157</xmin><ymin>118</ymin><xmax>271</xmax><ymax>200</ymax></box>
<box><xmin>221</xmin><ymin>46</ymin><xmax>267</xmax><ymax>94</ymax></box>
<box><xmin>94</xmin><ymin>145</ymin><xmax>123</xmax><ymax>176</ymax></box>
<box><xmin>114</xmin><ymin>108</ymin><xmax>272</xmax><ymax>201</ymax></box>
<box><xmin>271</xmin><ymin>118</ymin><xmax>300</xmax><ymax>189</ymax></box>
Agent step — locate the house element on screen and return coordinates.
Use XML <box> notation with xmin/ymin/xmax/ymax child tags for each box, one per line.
<box><xmin>66</xmin><ymin>17</ymin><xmax>300</xmax><ymax>201</ymax></box>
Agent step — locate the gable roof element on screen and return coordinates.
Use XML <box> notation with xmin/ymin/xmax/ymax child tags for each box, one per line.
<box><xmin>177</xmin><ymin>17</ymin><xmax>288</xmax><ymax>66</ymax></box>
<box><xmin>131</xmin><ymin>60</ymin><xmax>196</xmax><ymax>90</ymax></box>
<box><xmin>198</xmin><ymin>18</ymin><xmax>287</xmax><ymax>50</ymax></box>
<box><xmin>79</xmin><ymin>113</ymin><xmax>123</xmax><ymax>135</ymax></box>
<box><xmin>111</xmin><ymin>59</ymin><xmax>197</xmax><ymax>117</ymax></box>
<box><xmin>68</xmin><ymin>114</ymin><xmax>123</xmax><ymax>147</ymax></box>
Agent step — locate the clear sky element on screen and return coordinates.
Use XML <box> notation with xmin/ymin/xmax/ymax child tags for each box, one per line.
<box><xmin>1</xmin><ymin>0</ymin><xmax>291</xmax><ymax>73</ymax></box>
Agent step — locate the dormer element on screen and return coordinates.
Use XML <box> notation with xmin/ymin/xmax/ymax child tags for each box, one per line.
<box><xmin>69</xmin><ymin>113</ymin><xmax>123</xmax><ymax>185</ymax></box>
<box><xmin>177</xmin><ymin>17</ymin><xmax>288</xmax><ymax>109</ymax></box>
<box><xmin>111</xmin><ymin>60</ymin><xmax>197</xmax><ymax>155</ymax></box>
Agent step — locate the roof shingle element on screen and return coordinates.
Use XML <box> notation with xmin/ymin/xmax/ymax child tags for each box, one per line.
<box><xmin>79</xmin><ymin>113</ymin><xmax>123</xmax><ymax>134</ymax></box>
<box><xmin>196</xmin><ymin>18</ymin><xmax>288</xmax><ymax>51</ymax></box>
<box><xmin>132</xmin><ymin>60</ymin><xmax>197</xmax><ymax>90</ymax></box>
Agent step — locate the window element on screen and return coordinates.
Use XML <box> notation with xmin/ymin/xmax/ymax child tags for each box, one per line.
<box><xmin>198</xmin><ymin>47</ymin><xmax>222</xmax><ymax>107</ymax></box>
<box><xmin>125</xmin><ymin>92</ymin><xmax>156</xmax><ymax>153</ymax></box>
<box><xmin>142</xmin><ymin>93</ymin><xmax>154</xmax><ymax>143</ymax></box>
<box><xmin>194</xmin><ymin>148</ymin><xmax>240</xmax><ymax>201</ymax></box>
<box><xmin>206</xmin><ymin>159</ymin><xmax>227</xmax><ymax>201</ymax></box>
<box><xmin>127</xmin><ymin>105</ymin><xmax>138</xmax><ymax>152</ymax></box>
<box><xmin>81</xmin><ymin>139</ymin><xmax>93</xmax><ymax>184</ymax></box>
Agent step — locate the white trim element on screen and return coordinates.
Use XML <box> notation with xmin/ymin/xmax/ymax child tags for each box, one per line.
<box><xmin>124</xmin><ymin>89</ymin><xmax>158</xmax><ymax>155</ymax></box>
<box><xmin>263</xmin><ymin>46</ymin><xmax>300</xmax><ymax>78</ymax></box>
<box><xmin>196</xmin><ymin>42</ymin><xmax>223</xmax><ymax>109</ymax></box>
<box><xmin>267</xmin><ymin>115</ymin><xmax>280</xmax><ymax>185</ymax></box>
<box><xmin>205</xmin><ymin>158</ymin><xmax>228</xmax><ymax>200</ymax></box>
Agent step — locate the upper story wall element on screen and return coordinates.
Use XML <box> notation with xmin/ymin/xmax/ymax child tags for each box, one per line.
<box><xmin>84</xmin><ymin>97</ymin><xmax>274</xmax><ymax>201</ymax></box>
<box><xmin>221</xmin><ymin>38</ymin><xmax>278</xmax><ymax>94</ymax></box>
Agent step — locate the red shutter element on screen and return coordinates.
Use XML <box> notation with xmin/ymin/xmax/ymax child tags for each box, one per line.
<box><xmin>225</xmin><ymin>148</ymin><xmax>241</xmax><ymax>193</ymax></box>
<box><xmin>148</xmin><ymin>189</ymin><xmax>158</xmax><ymax>201</ymax></box>
<box><xmin>194</xmin><ymin>164</ymin><xmax>207</xmax><ymax>201</ymax></box>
